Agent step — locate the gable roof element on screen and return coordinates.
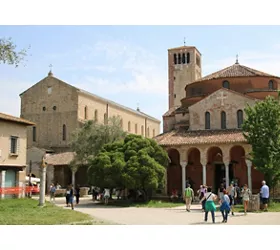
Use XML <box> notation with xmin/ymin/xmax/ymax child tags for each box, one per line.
<box><xmin>190</xmin><ymin>62</ymin><xmax>280</xmax><ymax>85</ymax></box>
<box><xmin>0</xmin><ymin>112</ymin><xmax>35</xmax><ymax>126</ymax></box>
<box><xmin>19</xmin><ymin>72</ymin><xmax>160</xmax><ymax>123</ymax></box>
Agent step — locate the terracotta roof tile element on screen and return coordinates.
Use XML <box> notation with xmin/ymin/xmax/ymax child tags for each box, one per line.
<box><xmin>155</xmin><ymin>129</ymin><xmax>246</xmax><ymax>146</ymax></box>
<box><xmin>46</xmin><ymin>152</ymin><xmax>75</xmax><ymax>166</ymax></box>
<box><xmin>191</xmin><ymin>63</ymin><xmax>280</xmax><ymax>84</ymax></box>
<box><xmin>0</xmin><ymin>112</ymin><xmax>35</xmax><ymax>126</ymax></box>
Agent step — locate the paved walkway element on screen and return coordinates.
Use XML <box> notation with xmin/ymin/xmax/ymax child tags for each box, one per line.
<box><xmin>51</xmin><ymin>197</ymin><xmax>280</xmax><ymax>225</ymax></box>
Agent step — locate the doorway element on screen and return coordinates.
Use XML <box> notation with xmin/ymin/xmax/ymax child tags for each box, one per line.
<box><xmin>214</xmin><ymin>163</ymin><xmax>234</xmax><ymax>193</ymax></box>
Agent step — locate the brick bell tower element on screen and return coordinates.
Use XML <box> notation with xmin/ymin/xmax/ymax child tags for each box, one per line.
<box><xmin>168</xmin><ymin>43</ymin><xmax>202</xmax><ymax>109</ymax></box>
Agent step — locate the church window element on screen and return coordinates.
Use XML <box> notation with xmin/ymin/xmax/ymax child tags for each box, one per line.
<box><xmin>32</xmin><ymin>126</ymin><xmax>36</xmax><ymax>142</ymax></box>
<box><xmin>187</xmin><ymin>52</ymin><xmax>190</xmax><ymax>63</ymax></box>
<box><xmin>62</xmin><ymin>124</ymin><xmax>66</xmax><ymax>141</ymax></box>
<box><xmin>182</xmin><ymin>53</ymin><xmax>186</xmax><ymax>64</ymax></box>
<box><xmin>174</xmin><ymin>77</ymin><xmax>176</xmax><ymax>80</ymax></box>
<box><xmin>147</xmin><ymin>127</ymin><xmax>150</xmax><ymax>137</ymax></box>
<box><xmin>128</xmin><ymin>121</ymin><xmax>131</xmax><ymax>132</ymax></box>
<box><xmin>268</xmin><ymin>80</ymin><xmax>274</xmax><ymax>89</ymax></box>
<box><xmin>42</xmin><ymin>106</ymin><xmax>46</xmax><ymax>111</ymax></box>
<box><xmin>104</xmin><ymin>113</ymin><xmax>107</xmax><ymax>124</ymax></box>
<box><xmin>196</xmin><ymin>55</ymin><xmax>200</xmax><ymax>67</ymax></box>
<box><xmin>174</xmin><ymin>54</ymin><xmax>177</xmax><ymax>64</ymax></box>
<box><xmin>84</xmin><ymin>106</ymin><xmax>88</xmax><ymax>119</ymax></box>
<box><xmin>237</xmin><ymin>110</ymin><xmax>243</xmax><ymax>128</ymax></box>
<box><xmin>205</xmin><ymin>112</ymin><xmax>210</xmax><ymax>129</ymax></box>
<box><xmin>53</xmin><ymin>106</ymin><xmax>57</xmax><ymax>111</ymax></box>
<box><xmin>174</xmin><ymin>94</ymin><xmax>176</xmax><ymax>98</ymax></box>
<box><xmin>178</xmin><ymin>54</ymin><xmax>181</xmax><ymax>64</ymax></box>
<box><xmin>153</xmin><ymin>129</ymin><xmax>155</xmax><ymax>137</ymax></box>
<box><xmin>120</xmin><ymin>119</ymin><xmax>123</xmax><ymax>128</ymax></box>
<box><xmin>47</xmin><ymin>87</ymin><xmax>52</xmax><ymax>95</ymax></box>
<box><xmin>94</xmin><ymin>110</ymin><xmax>98</xmax><ymax>122</ymax></box>
<box><xmin>135</xmin><ymin>124</ymin><xmax>138</xmax><ymax>134</ymax></box>
<box><xmin>222</xmin><ymin>80</ymin><xmax>230</xmax><ymax>89</ymax></box>
<box><xmin>221</xmin><ymin>111</ymin><xmax>227</xmax><ymax>129</ymax></box>
<box><xmin>141</xmin><ymin>125</ymin><xmax>144</xmax><ymax>135</ymax></box>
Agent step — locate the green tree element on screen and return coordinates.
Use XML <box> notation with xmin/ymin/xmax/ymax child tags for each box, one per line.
<box><xmin>242</xmin><ymin>95</ymin><xmax>280</xmax><ymax>187</ymax></box>
<box><xmin>88</xmin><ymin>134</ymin><xmax>169</xmax><ymax>200</ymax></box>
<box><xmin>0</xmin><ymin>37</ymin><xmax>29</xmax><ymax>67</ymax></box>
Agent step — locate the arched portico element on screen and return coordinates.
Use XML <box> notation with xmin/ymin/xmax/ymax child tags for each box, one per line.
<box><xmin>167</xmin><ymin>148</ymin><xmax>181</xmax><ymax>195</ymax></box>
<box><xmin>186</xmin><ymin>147</ymin><xmax>202</xmax><ymax>191</ymax></box>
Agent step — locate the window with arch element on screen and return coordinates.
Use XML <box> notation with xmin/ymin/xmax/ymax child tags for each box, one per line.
<box><xmin>205</xmin><ymin>112</ymin><xmax>210</xmax><ymax>129</ymax></box>
<box><xmin>221</xmin><ymin>111</ymin><xmax>227</xmax><ymax>129</ymax></box>
<box><xmin>182</xmin><ymin>53</ymin><xmax>186</xmax><ymax>64</ymax></box>
<box><xmin>173</xmin><ymin>54</ymin><xmax>177</xmax><ymax>64</ymax></box>
<box><xmin>84</xmin><ymin>106</ymin><xmax>88</xmax><ymax>120</ymax></box>
<box><xmin>94</xmin><ymin>110</ymin><xmax>98</xmax><ymax>122</ymax></box>
<box><xmin>237</xmin><ymin>109</ymin><xmax>244</xmax><ymax>128</ymax></box>
<box><xmin>268</xmin><ymin>80</ymin><xmax>274</xmax><ymax>89</ymax></box>
<box><xmin>128</xmin><ymin>121</ymin><xmax>131</xmax><ymax>132</ymax></box>
<box><xmin>186</xmin><ymin>52</ymin><xmax>190</xmax><ymax>63</ymax></box>
<box><xmin>32</xmin><ymin>126</ymin><xmax>36</xmax><ymax>142</ymax></box>
<box><xmin>104</xmin><ymin>113</ymin><xmax>107</xmax><ymax>124</ymax></box>
<box><xmin>135</xmin><ymin>124</ymin><xmax>138</xmax><ymax>134</ymax></box>
<box><xmin>62</xmin><ymin>124</ymin><xmax>66</xmax><ymax>141</ymax></box>
<box><xmin>120</xmin><ymin>118</ymin><xmax>123</xmax><ymax>128</ymax></box>
<box><xmin>153</xmin><ymin>129</ymin><xmax>155</xmax><ymax>137</ymax></box>
<box><xmin>222</xmin><ymin>80</ymin><xmax>230</xmax><ymax>89</ymax></box>
<box><xmin>178</xmin><ymin>54</ymin><xmax>181</xmax><ymax>64</ymax></box>
<box><xmin>147</xmin><ymin>127</ymin><xmax>150</xmax><ymax>137</ymax></box>
<box><xmin>141</xmin><ymin>125</ymin><xmax>144</xmax><ymax>136</ymax></box>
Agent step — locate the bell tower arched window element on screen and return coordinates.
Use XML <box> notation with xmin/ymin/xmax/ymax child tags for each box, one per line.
<box><xmin>222</xmin><ymin>80</ymin><xmax>230</xmax><ymax>89</ymax></box>
<box><xmin>174</xmin><ymin>54</ymin><xmax>177</xmax><ymax>64</ymax></box>
<box><xmin>62</xmin><ymin>124</ymin><xmax>66</xmax><ymax>141</ymax></box>
<box><xmin>84</xmin><ymin>106</ymin><xmax>88</xmax><ymax>120</ymax></box>
<box><xmin>205</xmin><ymin>112</ymin><xmax>210</xmax><ymax>129</ymax></box>
<box><xmin>268</xmin><ymin>80</ymin><xmax>274</xmax><ymax>90</ymax></box>
<box><xmin>178</xmin><ymin>54</ymin><xmax>181</xmax><ymax>64</ymax></box>
<box><xmin>182</xmin><ymin>53</ymin><xmax>186</xmax><ymax>64</ymax></box>
<box><xmin>221</xmin><ymin>111</ymin><xmax>226</xmax><ymax>129</ymax></box>
<box><xmin>186</xmin><ymin>52</ymin><xmax>190</xmax><ymax>63</ymax></box>
<box><xmin>237</xmin><ymin>110</ymin><xmax>243</xmax><ymax>128</ymax></box>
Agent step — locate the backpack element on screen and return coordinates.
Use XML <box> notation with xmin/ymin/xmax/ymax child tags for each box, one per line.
<box><xmin>185</xmin><ymin>188</ymin><xmax>192</xmax><ymax>198</ymax></box>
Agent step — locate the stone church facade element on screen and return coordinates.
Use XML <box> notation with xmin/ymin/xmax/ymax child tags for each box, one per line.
<box><xmin>20</xmin><ymin>71</ymin><xmax>160</xmax><ymax>188</ymax></box>
<box><xmin>156</xmin><ymin>45</ymin><xmax>280</xmax><ymax>196</ymax></box>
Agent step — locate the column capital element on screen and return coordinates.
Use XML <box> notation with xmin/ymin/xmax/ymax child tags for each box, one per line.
<box><xmin>245</xmin><ymin>159</ymin><xmax>252</xmax><ymax>167</ymax></box>
<box><xmin>180</xmin><ymin>161</ymin><xmax>187</xmax><ymax>168</ymax></box>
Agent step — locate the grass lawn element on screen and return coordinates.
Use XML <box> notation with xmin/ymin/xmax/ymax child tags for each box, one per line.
<box><xmin>233</xmin><ymin>202</ymin><xmax>280</xmax><ymax>213</ymax></box>
<box><xmin>0</xmin><ymin>198</ymin><xmax>95</xmax><ymax>225</ymax></box>
<box><xmin>104</xmin><ymin>199</ymin><xmax>184</xmax><ymax>208</ymax></box>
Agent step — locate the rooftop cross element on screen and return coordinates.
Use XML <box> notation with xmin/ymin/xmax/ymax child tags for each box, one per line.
<box><xmin>217</xmin><ymin>91</ymin><xmax>228</xmax><ymax>106</ymax></box>
<box><xmin>236</xmin><ymin>54</ymin><xmax>239</xmax><ymax>64</ymax></box>
<box><xmin>49</xmin><ymin>64</ymin><xmax>53</xmax><ymax>71</ymax></box>
<box><xmin>184</xmin><ymin>37</ymin><xmax>186</xmax><ymax>46</ymax></box>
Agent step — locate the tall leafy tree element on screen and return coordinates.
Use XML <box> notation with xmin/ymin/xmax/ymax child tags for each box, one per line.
<box><xmin>0</xmin><ymin>37</ymin><xmax>29</xmax><ymax>67</ymax></box>
<box><xmin>88</xmin><ymin>134</ymin><xmax>169</xmax><ymax>200</ymax></box>
<box><xmin>242</xmin><ymin>95</ymin><xmax>280</xmax><ymax>187</ymax></box>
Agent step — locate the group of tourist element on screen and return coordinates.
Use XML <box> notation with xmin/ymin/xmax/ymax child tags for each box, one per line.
<box><xmin>49</xmin><ymin>183</ymin><xmax>81</xmax><ymax>210</ymax></box>
<box><xmin>183</xmin><ymin>180</ymin><xmax>270</xmax><ymax>223</ymax></box>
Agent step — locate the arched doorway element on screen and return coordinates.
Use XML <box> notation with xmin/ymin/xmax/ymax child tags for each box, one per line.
<box><xmin>187</xmin><ymin>147</ymin><xmax>201</xmax><ymax>191</ymax></box>
<box><xmin>207</xmin><ymin>147</ymin><xmax>233</xmax><ymax>193</ymax></box>
<box><xmin>167</xmin><ymin>148</ymin><xmax>181</xmax><ymax>195</ymax></box>
<box><xmin>230</xmin><ymin>145</ymin><xmax>246</xmax><ymax>186</ymax></box>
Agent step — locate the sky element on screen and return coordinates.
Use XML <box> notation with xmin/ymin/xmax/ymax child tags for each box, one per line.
<box><xmin>1</xmin><ymin>25</ymin><xmax>280</xmax><ymax>128</ymax></box>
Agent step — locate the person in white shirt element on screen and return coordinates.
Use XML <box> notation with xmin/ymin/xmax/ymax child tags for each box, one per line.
<box><xmin>104</xmin><ymin>188</ymin><xmax>110</xmax><ymax>205</ymax></box>
<box><xmin>260</xmin><ymin>180</ymin><xmax>269</xmax><ymax>211</ymax></box>
<box><xmin>241</xmin><ymin>184</ymin><xmax>251</xmax><ymax>214</ymax></box>
<box><xmin>200</xmin><ymin>187</ymin><xmax>217</xmax><ymax>223</ymax></box>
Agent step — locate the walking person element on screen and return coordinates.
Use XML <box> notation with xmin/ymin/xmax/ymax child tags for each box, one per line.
<box><xmin>65</xmin><ymin>186</ymin><xmax>71</xmax><ymax>207</ymax></box>
<box><xmin>260</xmin><ymin>180</ymin><xmax>269</xmax><ymax>211</ymax></box>
<box><xmin>218</xmin><ymin>183</ymin><xmax>225</xmax><ymax>201</ymax></box>
<box><xmin>49</xmin><ymin>183</ymin><xmax>56</xmax><ymax>203</ymax></box>
<box><xmin>219</xmin><ymin>190</ymin><xmax>231</xmax><ymax>223</ymax></box>
<box><xmin>104</xmin><ymin>188</ymin><xmax>110</xmax><ymax>205</ymax></box>
<box><xmin>241</xmin><ymin>184</ymin><xmax>251</xmax><ymax>215</ymax></box>
<box><xmin>184</xmin><ymin>184</ymin><xmax>194</xmax><ymax>212</ymax></box>
<box><xmin>75</xmin><ymin>184</ymin><xmax>80</xmax><ymax>205</ymax></box>
<box><xmin>227</xmin><ymin>182</ymin><xmax>237</xmax><ymax>216</ymax></box>
<box><xmin>69</xmin><ymin>184</ymin><xmax>75</xmax><ymax>210</ymax></box>
<box><xmin>200</xmin><ymin>187</ymin><xmax>217</xmax><ymax>224</ymax></box>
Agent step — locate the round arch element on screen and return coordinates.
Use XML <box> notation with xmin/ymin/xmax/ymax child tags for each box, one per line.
<box><xmin>167</xmin><ymin>148</ymin><xmax>181</xmax><ymax>195</ymax></box>
<box><xmin>207</xmin><ymin>146</ymin><xmax>223</xmax><ymax>164</ymax></box>
<box><xmin>229</xmin><ymin>145</ymin><xmax>246</xmax><ymax>186</ymax></box>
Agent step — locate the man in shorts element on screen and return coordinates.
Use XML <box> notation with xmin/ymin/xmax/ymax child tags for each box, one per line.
<box><xmin>260</xmin><ymin>180</ymin><xmax>269</xmax><ymax>211</ymax></box>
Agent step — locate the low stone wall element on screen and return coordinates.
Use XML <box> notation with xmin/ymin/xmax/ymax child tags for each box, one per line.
<box><xmin>248</xmin><ymin>194</ymin><xmax>260</xmax><ymax>212</ymax></box>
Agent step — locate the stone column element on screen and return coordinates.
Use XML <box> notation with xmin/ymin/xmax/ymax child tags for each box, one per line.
<box><xmin>72</xmin><ymin>169</ymin><xmax>76</xmax><ymax>188</ymax></box>
<box><xmin>1</xmin><ymin>170</ymin><xmax>6</xmax><ymax>199</ymax></box>
<box><xmin>245</xmin><ymin>159</ymin><xmax>252</xmax><ymax>191</ymax></box>
<box><xmin>225</xmin><ymin>163</ymin><xmax>230</xmax><ymax>188</ymax></box>
<box><xmin>181</xmin><ymin>161</ymin><xmax>187</xmax><ymax>196</ymax></box>
<box><xmin>202</xmin><ymin>165</ymin><xmax>207</xmax><ymax>185</ymax></box>
<box><xmin>164</xmin><ymin>169</ymin><xmax>168</xmax><ymax>195</ymax></box>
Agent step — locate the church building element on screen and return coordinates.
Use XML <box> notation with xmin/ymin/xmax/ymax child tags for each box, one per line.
<box><xmin>156</xmin><ymin>45</ymin><xmax>280</xmax><ymax>196</ymax></box>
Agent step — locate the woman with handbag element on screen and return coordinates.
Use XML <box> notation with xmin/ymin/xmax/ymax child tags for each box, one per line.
<box><xmin>200</xmin><ymin>186</ymin><xmax>217</xmax><ymax>223</ymax></box>
<box><xmin>241</xmin><ymin>184</ymin><xmax>251</xmax><ymax>215</ymax></box>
